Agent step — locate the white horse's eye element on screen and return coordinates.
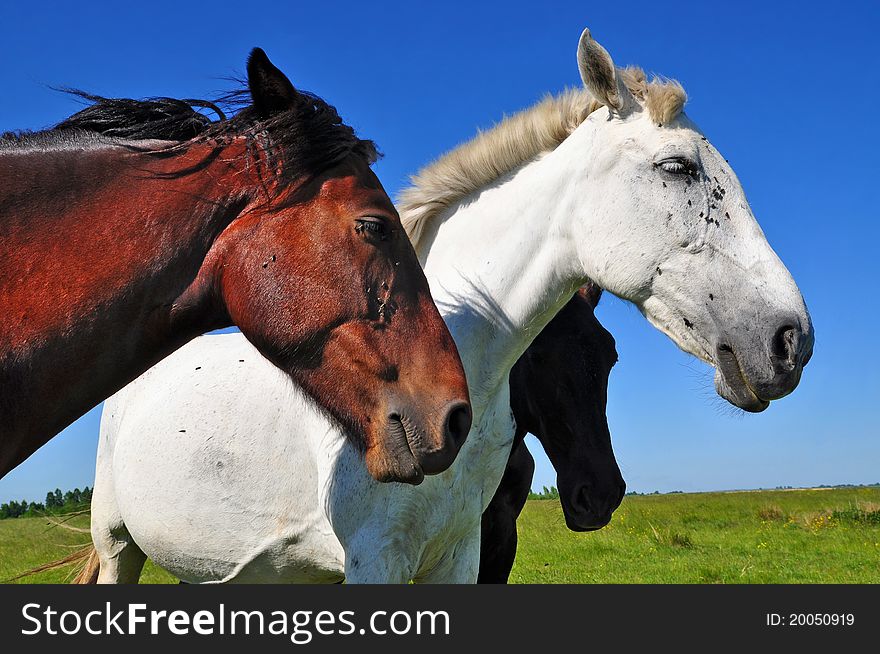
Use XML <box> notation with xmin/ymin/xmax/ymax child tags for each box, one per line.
<box><xmin>656</xmin><ymin>159</ymin><xmax>694</xmax><ymax>175</ymax></box>
<box><xmin>661</xmin><ymin>161</ymin><xmax>685</xmax><ymax>173</ymax></box>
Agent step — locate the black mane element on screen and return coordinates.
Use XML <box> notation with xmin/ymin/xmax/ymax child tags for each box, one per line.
<box><xmin>1</xmin><ymin>85</ymin><xmax>379</xmax><ymax>186</ymax></box>
<box><xmin>55</xmin><ymin>91</ymin><xmax>220</xmax><ymax>141</ymax></box>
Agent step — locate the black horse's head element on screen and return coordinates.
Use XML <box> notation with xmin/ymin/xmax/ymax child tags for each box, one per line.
<box><xmin>510</xmin><ymin>284</ymin><xmax>625</xmax><ymax>531</ymax></box>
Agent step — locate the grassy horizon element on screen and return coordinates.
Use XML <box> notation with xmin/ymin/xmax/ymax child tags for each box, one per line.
<box><xmin>511</xmin><ymin>486</ymin><xmax>880</xmax><ymax>583</ymax></box>
<box><xmin>2</xmin><ymin>486</ymin><xmax>878</xmax><ymax>584</ymax></box>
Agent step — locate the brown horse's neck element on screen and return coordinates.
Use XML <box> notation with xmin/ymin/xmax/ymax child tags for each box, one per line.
<box><xmin>0</xmin><ymin>140</ymin><xmax>256</xmax><ymax>475</ymax></box>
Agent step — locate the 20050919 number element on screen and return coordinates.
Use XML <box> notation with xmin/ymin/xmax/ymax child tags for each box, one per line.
<box><xmin>766</xmin><ymin>613</ymin><xmax>854</xmax><ymax>626</ymax></box>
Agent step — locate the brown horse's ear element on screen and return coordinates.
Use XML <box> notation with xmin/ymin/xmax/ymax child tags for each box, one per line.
<box><xmin>578</xmin><ymin>280</ymin><xmax>603</xmax><ymax>308</ymax></box>
<box><xmin>247</xmin><ymin>48</ymin><xmax>298</xmax><ymax>118</ymax></box>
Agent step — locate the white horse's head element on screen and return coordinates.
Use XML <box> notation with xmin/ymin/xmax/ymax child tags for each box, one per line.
<box><xmin>567</xmin><ymin>28</ymin><xmax>813</xmax><ymax>411</ymax></box>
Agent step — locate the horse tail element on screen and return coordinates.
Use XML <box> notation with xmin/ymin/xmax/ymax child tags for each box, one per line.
<box><xmin>4</xmin><ymin>544</ymin><xmax>99</xmax><ymax>584</ymax></box>
<box><xmin>73</xmin><ymin>545</ymin><xmax>100</xmax><ymax>584</ymax></box>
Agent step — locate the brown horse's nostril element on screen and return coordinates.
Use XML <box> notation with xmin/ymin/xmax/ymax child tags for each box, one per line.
<box><xmin>386</xmin><ymin>401</ymin><xmax>471</xmax><ymax>477</ymax></box>
<box><xmin>443</xmin><ymin>401</ymin><xmax>472</xmax><ymax>451</ymax></box>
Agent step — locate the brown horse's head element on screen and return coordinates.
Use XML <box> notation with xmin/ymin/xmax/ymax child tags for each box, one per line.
<box><xmin>174</xmin><ymin>50</ymin><xmax>471</xmax><ymax>484</ymax></box>
<box><xmin>510</xmin><ymin>284</ymin><xmax>624</xmax><ymax>530</ymax></box>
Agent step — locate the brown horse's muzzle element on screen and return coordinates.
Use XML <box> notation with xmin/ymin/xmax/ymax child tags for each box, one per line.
<box><xmin>365</xmin><ymin>399</ymin><xmax>472</xmax><ymax>485</ymax></box>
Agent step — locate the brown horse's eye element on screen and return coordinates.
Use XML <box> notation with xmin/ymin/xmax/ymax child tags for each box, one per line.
<box><xmin>355</xmin><ymin>218</ymin><xmax>390</xmax><ymax>241</ymax></box>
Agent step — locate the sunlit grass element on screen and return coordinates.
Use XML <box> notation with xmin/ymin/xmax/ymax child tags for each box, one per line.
<box><xmin>510</xmin><ymin>486</ymin><xmax>880</xmax><ymax>583</ymax></box>
<box><xmin>0</xmin><ymin>513</ymin><xmax>175</xmax><ymax>584</ymax></box>
<box><xmin>2</xmin><ymin>487</ymin><xmax>878</xmax><ymax>584</ymax></box>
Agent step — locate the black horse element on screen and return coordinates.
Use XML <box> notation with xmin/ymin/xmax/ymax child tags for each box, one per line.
<box><xmin>479</xmin><ymin>284</ymin><xmax>625</xmax><ymax>583</ymax></box>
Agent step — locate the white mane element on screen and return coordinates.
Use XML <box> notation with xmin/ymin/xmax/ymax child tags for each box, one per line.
<box><xmin>400</xmin><ymin>67</ymin><xmax>686</xmax><ymax>253</ymax></box>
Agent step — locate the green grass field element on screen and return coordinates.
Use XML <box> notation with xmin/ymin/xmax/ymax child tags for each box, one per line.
<box><xmin>511</xmin><ymin>486</ymin><xmax>880</xmax><ymax>583</ymax></box>
<box><xmin>2</xmin><ymin>486</ymin><xmax>878</xmax><ymax>584</ymax></box>
<box><xmin>0</xmin><ymin>513</ymin><xmax>175</xmax><ymax>584</ymax></box>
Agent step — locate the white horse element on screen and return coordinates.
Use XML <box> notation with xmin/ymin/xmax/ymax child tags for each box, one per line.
<box><xmin>82</xmin><ymin>28</ymin><xmax>813</xmax><ymax>583</ymax></box>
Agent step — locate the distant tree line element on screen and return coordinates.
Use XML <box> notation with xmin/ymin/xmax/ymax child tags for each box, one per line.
<box><xmin>528</xmin><ymin>486</ymin><xmax>560</xmax><ymax>500</ymax></box>
<box><xmin>624</xmin><ymin>483</ymin><xmax>880</xmax><ymax>497</ymax></box>
<box><xmin>0</xmin><ymin>486</ymin><xmax>92</xmax><ymax>519</ymax></box>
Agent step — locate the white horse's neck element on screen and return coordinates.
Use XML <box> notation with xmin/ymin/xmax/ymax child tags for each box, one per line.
<box><xmin>417</xmin><ymin>134</ymin><xmax>590</xmax><ymax>413</ymax></box>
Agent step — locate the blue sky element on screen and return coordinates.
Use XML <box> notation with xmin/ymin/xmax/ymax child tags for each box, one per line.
<box><xmin>1</xmin><ymin>1</ymin><xmax>878</xmax><ymax>503</ymax></box>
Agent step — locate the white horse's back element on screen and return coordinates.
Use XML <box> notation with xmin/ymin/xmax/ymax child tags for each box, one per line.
<box><xmin>93</xmin><ymin>333</ymin><xmax>346</xmax><ymax>583</ymax></box>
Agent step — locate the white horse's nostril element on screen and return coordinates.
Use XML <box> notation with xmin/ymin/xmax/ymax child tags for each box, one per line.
<box><xmin>772</xmin><ymin>324</ymin><xmax>799</xmax><ymax>369</ymax></box>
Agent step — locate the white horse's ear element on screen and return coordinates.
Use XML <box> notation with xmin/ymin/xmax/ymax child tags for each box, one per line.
<box><xmin>577</xmin><ymin>28</ymin><xmax>636</xmax><ymax>117</ymax></box>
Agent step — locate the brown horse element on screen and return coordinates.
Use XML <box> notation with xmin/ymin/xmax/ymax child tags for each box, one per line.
<box><xmin>478</xmin><ymin>285</ymin><xmax>624</xmax><ymax>583</ymax></box>
<box><xmin>0</xmin><ymin>49</ymin><xmax>471</xmax><ymax>484</ymax></box>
